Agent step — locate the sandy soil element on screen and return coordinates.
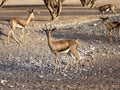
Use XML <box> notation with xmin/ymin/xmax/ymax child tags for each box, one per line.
<box><xmin>0</xmin><ymin>1</ymin><xmax>120</xmax><ymax>90</ymax></box>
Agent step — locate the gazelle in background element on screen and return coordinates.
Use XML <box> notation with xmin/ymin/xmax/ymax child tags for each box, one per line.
<box><xmin>95</xmin><ymin>4</ymin><xmax>117</xmax><ymax>17</ymax></box>
<box><xmin>100</xmin><ymin>16</ymin><xmax>120</xmax><ymax>43</ymax></box>
<box><xmin>42</xmin><ymin>24</ymin><xmax>81</xmax><ymax>74</ymax></box>
<box><xmin>43</xmin><ymin>0</ymin><xmax>65</xmax><ymax>20</ymax></box>
<box><xmin>8</xmin><ymin>8</ymin><xmax>35</xmax><ymax>44</ymax></box>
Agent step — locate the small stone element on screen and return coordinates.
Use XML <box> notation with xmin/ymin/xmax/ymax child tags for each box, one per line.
<box><xmin>9</xmin><ymin>85</ymin><xmax>14</xmax><ymax>88</ymax></box>
<box><xmin>39</xmin><ymin>75</ymin><xmax>44</xmax><ymax>78</ymax></box>
<box><xmin>94</xmin><ymin>72</ymin><xmax>97</xmax><ymax>75</ymax></box>
<box><xmin>37</xmin><ymin>11</ymin><xmax>40</xmax><ymax>14</ymax></box>
<box><xmin>0</xmin><ymin>79</ymin><xmax>8</xmax><ymax>85</ymax></box>
<box><xmin>103</xmin><ymin>75</ymin><xmax>107</xmax><ymax>78</ymax></box>
<box><xmin>56</xmin><ymin>79</ymin><xmax>61</xmax><ymax>81</ymax></box>
<box><xmin>63</xmin><ymin>73</ymin><xmax>67</xmax><ymax>77</ymax></box>
<box><xmin>52</xmin><ymin>85</ymin><xmax>55</xmax><ymax>88</ymax></box>
<box><xmin>93</xmin><ymin>23</ymin><xmax>97</xmax><ymax>26</ymax></box>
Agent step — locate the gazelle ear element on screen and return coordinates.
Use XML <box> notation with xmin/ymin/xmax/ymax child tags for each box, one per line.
<box><xmin>42</xmin><ymin>28</ymin><xmax>48</xmax><ymax>34</ymax></box>
<box><xmin>41</xmin><ymin>24</ymin><xmax>48</xmax><ymax>32</ymax></box>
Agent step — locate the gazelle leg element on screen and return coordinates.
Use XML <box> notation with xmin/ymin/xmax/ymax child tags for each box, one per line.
<box><xmin>63</xmin><ymin>60</ymin><xmax>71</xmax><ymax>71</ymax></box>
<box><xmin>108</xmin><ymin>30</ymin><xmax>112</xmax><ymax>43</ymax></box>
<box><xmin>71</xmin><ymin>47</ymin><xmax>80</xmax><ymax>72</ymax></box>
<box><xmin>53</xmin><ymin>53</ymin><xmax>59</xmax><ymax>74</ymax></box>
<box><xmin>8</xmin><ymin>30</ymin><xmax>12</xmax><ymax>43</ymax></box>
<box><xmin>11</xmin><ymin>31</ymin><xmax>19</xmax><ymax>43</ymax></box>
<box><xmin>21</xmin><ymin>28</ymin><xmax>25</xmax><ymax>42</ymax></box>
<box><xmin>73</xmin><ymin>52</ymin><xmax>80</xmax><ymax>72</ymax></box>
<box><xmin>102</xmin><ymin>12</ymin><xmax>104</xmax><ymax>18</ymax></box>
<box><xmin>112</xmin><ymin>10</ymin><xmax>117</xmax><ymax>14</ymax></box>
<box><xmin>8</xmin><ymin>30</ymin><xmax>19</xmax><ymax>43</ymax></box>
<box><xmin>63</xmin><ymin>52</ymin><xmax>72</xmax><ymax>71</ymax></box>
<box><xmin>58</xmin><ymin>55</ymin><xmax>62</xmax><ymax>72</ymax></box>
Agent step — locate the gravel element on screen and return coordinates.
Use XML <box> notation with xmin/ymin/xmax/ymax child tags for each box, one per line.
<box><xmin>0</xmin><ymin>14</ymin><xmax>120</xmax><ymax>90</ymax></box>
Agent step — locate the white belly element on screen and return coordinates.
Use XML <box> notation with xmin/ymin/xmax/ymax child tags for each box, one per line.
<box><xmin>17</xmin><ymin>24</ymin><xmax>24</xmax><ymax>28</ymax></box>
<box><xmin>105</xmin><ymin>8</ymin><xmax>110</xmax><ymax>12</ymax></box>
<box><xmin>60</xmin><ymin>48</ymin><xmax>70</xmax><ymax>54</ymax></box>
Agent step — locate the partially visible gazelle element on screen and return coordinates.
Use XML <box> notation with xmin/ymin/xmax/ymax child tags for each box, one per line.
<box><xmin>95</xmin><ymin>4</ymin><xmax>117</xmax><ymax>17</ymax></box>
<box><xmin>42</xmin><ymin>24</ymin><xmax>81</xmax><ymax>74</ymax></box>
<box><xmin>8</xmin><ymin>8</ymin><xmax>35</xmax><ymax>44</ymax></box>
<box><xmin>100</xmin><ymin>16</ymin><xmax>120</xmax><ymax>43</ymax></box>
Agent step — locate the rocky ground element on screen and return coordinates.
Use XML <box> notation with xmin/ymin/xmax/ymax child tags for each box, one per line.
<box><xmin>0</xmin><ymin>5</ymin><xmax>120</xmax><ymax>90</ymax></box>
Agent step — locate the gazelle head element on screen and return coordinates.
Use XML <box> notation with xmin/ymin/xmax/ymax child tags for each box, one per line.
<box><xmin>27</xmin><ymin>8</ymin><xmax>35</xmax><ymax>19</ymax></box>
<box><xmin>42</xmin><ymin>24</ymin><xmax>56</xmax><ymax>36</ymax></box>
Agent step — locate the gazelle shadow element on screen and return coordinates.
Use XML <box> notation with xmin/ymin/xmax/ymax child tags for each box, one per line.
<box><xmin>0</xmin><ymin>28</ymin><xmax>7</xmax><ymax>37</ymax></box>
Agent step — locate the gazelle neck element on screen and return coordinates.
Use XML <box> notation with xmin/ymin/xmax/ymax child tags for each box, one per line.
<box><xmin>26</xmin><ymin>13</ymin><xmax>33</xmax><ymax>25</ymax></box>
<box><xmin>47</xmin><ymin>32</ymin><xmax>54</xmax><ymax>50</ymax></box>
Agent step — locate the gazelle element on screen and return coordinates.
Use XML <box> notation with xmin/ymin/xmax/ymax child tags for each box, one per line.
<box><xmin>43</xmin><ymin>0</ymin><xmax>65</xmax><ymax>20</ymax></box>
<box><xmin>100</xmin><ymin>16</ymin><xmax>120</xmax><ymax>43</ymax></box>
<box><xmin>42</xmin><ymin>24</ymin><xmax>81</xmax><ymax>74</ymax></box>
<box><xmin>8</xmin><ymin>8</ymin><xmax>35</xmax><ymax>44</ymax></box>
<box><xmin>95</xmin><ymin>4</ymin><xmax>117</xmax><ymax>17</ymax></box>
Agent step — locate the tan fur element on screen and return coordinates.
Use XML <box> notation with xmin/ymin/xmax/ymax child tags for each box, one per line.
<box><xmin>100</xmin><ymin>17</ymin><xmax>120</xmax><ymax>43</ymax></box>
<box><xmin>8</xmin><ymin>9</ymin><xmax>35</xmax><ymax>44</ymax></box>
<box><xmin>95</xmin><ymin>4</ymin><xmax>117</xmax><ymax>16</ymax></box>
<box><xmin>43</xmin><ymin>25</ymin><xmax>80</xmax><ymax>74</ymax></box>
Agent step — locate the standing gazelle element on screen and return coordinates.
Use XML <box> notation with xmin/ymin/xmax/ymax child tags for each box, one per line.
<box><xmin>42</xmin><ymin>24</ymin><xmax>81</xmax><ymax>74</ymax></box>
<box><xmin>100</xmin><ymin>16</ymin><xmax>120</xmax><ymax>43</ymax></box>
<box><xmin>95</xmin><ymin>4</ymin><xmax>117</xmax><ymax>17</ymax></box>
<box><xmin>8</xmin><ymin>8</ymin><xmax>35</xmax><ymax>44</ymax></box>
